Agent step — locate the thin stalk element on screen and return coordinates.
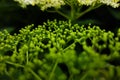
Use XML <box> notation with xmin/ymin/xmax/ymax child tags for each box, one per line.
<box><xmin>26</xmin><ymin>51</ymin><xmax>29</xmax><ymax>64</ymax></box>
<box><xmin>68</xmin><ymin>74</ymin><xmax>74</xmax><ymax>80</ymax></box>
<box><xmin>55</xmin><ymin>9</ymin><xmax>70</xmax><ymax>19</ymax></box>
<box><xmin>49</xmin><ymin>59</ymin><xmax>58</xmax><ymax>80</ymax></box>
<box><xmin>70</xmin><ymin>5</ymin><xmax>75</xmax><ymax>22</ymax></box>
<box><xmin>46</xmin><ymin>9</ymin><xmax>70</xmax><ymax>20</ymax></box>
<box><xmin>75</xmin><ymin>4</ymin><xmax>102</xmax><ymax>20</ymax></box>
<box><xmin>64</xmin><ymin>0</ymin><xmax>72</xmax><ymax>6</ymax></box>
<box><xmin>62</xmin><ymin>42</ymin><xmax>75</xmax><ymax>52</ymax></box>
<box><xmin>77</xmin><ymin>6</ymin><xmax>83</xmax><ymax>13</ymax></box>
<box><xmin>76</xmin><ymin>6</ymin><xmax>94</xmax><ymax>20</ymax></box>
<box><xmin>5</xmin><ymin>61</ymin><xmax>42</xmax><ymax>80</ymax></box>
<box><xmin>26</xmin><ymin>68</ymin><xmax>42</xmax><ymax>80</ymax></box>
<box><xmin>5</xmin><ymin>61</ymin><xmax>24</xmax><ymax>68</ymax></box>
<box><xmin>80</xmin><ymin>74</ymin><xmax>88</xmax><ymax>80</ymax></box>
<box><xmin>80</xmin><ymin>73</ymin><xmax>88</xmax><ymax>80</ymax></box>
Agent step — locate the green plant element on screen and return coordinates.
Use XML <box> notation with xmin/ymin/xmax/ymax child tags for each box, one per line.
<box><xmin>1</xmin><ymin>0</ymin><xmax>120</xmax><ymax>80</ymax></box>
<box><xmin>0</xmin><ymin>20</ymin><xmax>120</xmax><ymax>80</ymax></box>
<box><xmin>14</xmin><ymin>0</ymin><xmax>120</xmax><ymax>22</ymax></box>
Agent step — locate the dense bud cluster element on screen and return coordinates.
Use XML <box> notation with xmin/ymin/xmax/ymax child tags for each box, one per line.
<box><xmin>0</xmin><ymin>20</ymin><xmax>120</xmax><ymax>80</ymax></box>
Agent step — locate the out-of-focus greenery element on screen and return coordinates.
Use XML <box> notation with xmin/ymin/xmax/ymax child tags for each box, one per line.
<box><xmin>0</xmin><ymin>20</ymin><xmax>120</xmax><ymax>80</ymax></box>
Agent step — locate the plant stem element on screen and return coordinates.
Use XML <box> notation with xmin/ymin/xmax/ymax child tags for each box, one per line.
<box><xmin>55</xmin><ymin>9</ymin><xmax>70</xmax><ymax>19</ymax></box>
<box><xmin>64</xmin><ymin>0</ymin><xmax>71</xmax><ymax>6</ymax></box>
<box><xmin>5</xmin><ymin>61</ymin><xmax>42</xmax><ymax>80</ymax></box>
<box><xmin>46</xmin><ymin>9</ymin><xmax>69</xmax><ymax>20</ymax></box>
<box><xmin>63</xmin><ymin>42</ymin><xmax>75</xmax><ymax>52</ymax></box>
<box><xmin>80</xmin><ymin>73</ymin><xmax>88</xmax><ymax>80</ymax></box>
<box><xmin>75</xmin><ymin>4</ymin><xmax>102</xmax><ymax>20</ymax></box>
<box><xmin>70</xmin><ymin>5</ymin><xmax>75</xmax><ymax>22</ymax></box>
<box><xmin>68</xmin><ymin>74</ymin><xmax>74</xmax><ymax>80</ymax></box>
<box><xmin>26</xmin><ymin>51</ymin><xmax>28</xmax><ymax>64</ymax></box>
<box><xmin>46</xmin><ymin>4</ymin><xmax>102</xmax><ymax>23</ymax></box>
<box><xmin>49</xmin><ymin>59</ymin><xmax>58</xmax><ymax>80</ymax></box>
<box><xmin>26</xmin><ymin>68</ymin><xmax>42</xmax><ymax>80</ymax></box>
<box><xmin>5</xmin><ymin>61</ymin><xmax>24</xmax><ymax>68</ymax></box>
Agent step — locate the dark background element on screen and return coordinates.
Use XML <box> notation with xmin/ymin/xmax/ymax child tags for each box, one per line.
<box><xmin>0</xmin><ymin>0</ymin><xmax>120</xmax><ymax>34</ymax></box>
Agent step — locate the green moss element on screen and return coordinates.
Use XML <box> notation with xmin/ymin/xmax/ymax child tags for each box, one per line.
<box><xmin>0</xmin><ymin>20</ymin><xmax>120</xmax><ymax>80</ymax></box>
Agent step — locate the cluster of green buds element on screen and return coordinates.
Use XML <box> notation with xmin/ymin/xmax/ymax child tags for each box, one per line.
<box><xmin>0</xmin><ymin>20</ymin><xmax>120</xmax><ymax>80</ymax></box>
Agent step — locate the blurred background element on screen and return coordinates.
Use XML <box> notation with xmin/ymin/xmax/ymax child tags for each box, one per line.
<box><xmin>0</xmin><ymin>0</ymin><xmax>120</xmax><ymax>34</ymax></box>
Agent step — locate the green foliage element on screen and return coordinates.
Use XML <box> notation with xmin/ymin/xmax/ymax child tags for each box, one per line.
<box><xmin>0</xmin><ymin>20</ymin><xmax>120</xmax><ymax>80</ymax></box>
